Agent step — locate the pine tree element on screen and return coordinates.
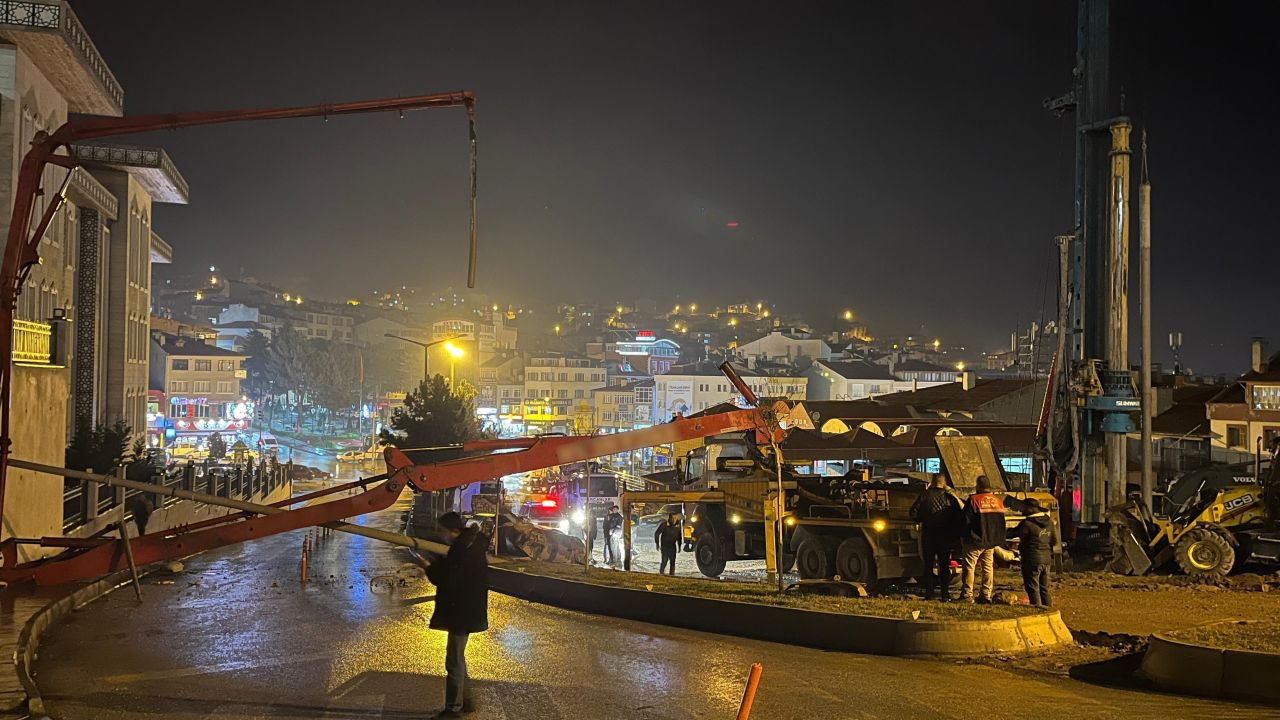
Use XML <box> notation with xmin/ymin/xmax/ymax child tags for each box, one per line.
<box><xmin>267</xmin><ymin>328</ymin><xmax>310</xmax><ymax>432</ymax></box>
<box><xmin>379</xmin><ymin>375</ymin><xmax>484</xmax><ymax>448</ymax></box>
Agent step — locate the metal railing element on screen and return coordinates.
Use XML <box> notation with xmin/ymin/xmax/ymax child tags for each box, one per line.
<box><xmin>62</xmin><ymin>459</ymin><xmax>291</xmax><ymax>534</ymax></box>
<box><xmin>12</xmin><ymin>319</ymin><xmax>52</xmax><ymax>365</ymax></box>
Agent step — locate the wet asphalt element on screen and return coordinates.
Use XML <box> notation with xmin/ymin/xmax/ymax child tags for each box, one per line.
<box><xmin>28</xmin><ymin>467</ymin><xmax>1279</xmax><ymax>720</ymax></box>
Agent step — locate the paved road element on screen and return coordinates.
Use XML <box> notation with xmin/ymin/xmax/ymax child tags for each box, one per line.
<box><xmin>34</xmin><ymin>492</ymin><xmax>1274</xmax><ymax>720</ymax></box>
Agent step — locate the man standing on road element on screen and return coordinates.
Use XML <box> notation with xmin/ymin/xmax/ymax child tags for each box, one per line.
<box><xmin>604</xmin><ymin>504</ymin><xmax>624</xmax><ymax>567</ymax></box>
<box><xmin>654</xmin><ymin>512</ymin><xmax>682</xmax><ymax>576</ymax></box>
<box><xmin>425</xmin><ymin>511</ymin><xmax>489</xmax><ymax>718</ymax></box>
<box><xmin>959</xmin><ymin>475</ymin><xmax>1006</xmax><ymax>604</ymax></box>
<box><xmin>910</xmin><ymin>473</ymin><xmax>962</xmax><ymax>601</ymax></box>
<box><xmin>1015</xmin><ymin>498</ymin><xmax>1059</xmax><ymax>607</ymax></box>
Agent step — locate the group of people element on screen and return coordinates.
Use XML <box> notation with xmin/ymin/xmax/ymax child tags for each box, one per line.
<box><xmin>594</xmin><ymin>505</ymin><xmax>685</xmax><ymax>575</ymax></box>
<box><xmin>910</xmin><ymin>473</ymin><xmax>1058</xmax><ymax>606</ymax></box>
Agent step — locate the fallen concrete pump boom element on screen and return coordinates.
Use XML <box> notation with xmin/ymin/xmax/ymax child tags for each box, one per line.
<box><xmin>0</xmin><ymin>405</ymin><xmax>785</xmax><ymax>585</ymax></box>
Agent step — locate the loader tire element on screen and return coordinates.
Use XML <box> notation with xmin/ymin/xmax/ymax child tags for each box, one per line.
<box><xmin>1174</xmin><ymin>527</ymin><xmax>1235</xmax><ymax>577</ymax></box>
<box><xmin>795</xmin><ymin>537</ymin><xmax>834</xmax><ymax>579</ymax></box>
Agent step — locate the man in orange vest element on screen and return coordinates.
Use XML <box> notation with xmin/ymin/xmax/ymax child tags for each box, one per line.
<box><xmin>959</xmin><ymin>475</ymin><xmax>1006</xmax><ymax>603</ymax></box>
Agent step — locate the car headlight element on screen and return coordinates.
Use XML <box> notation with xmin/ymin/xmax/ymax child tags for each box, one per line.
<box><xmin>557</xmin><ymin>519</ymin><xmax>570</xmax><ymax>533</ymax></box>
<box><xmin>571</xmin><ymin>509</ymin><xmax>586</xmax><ymax>524</ymax></box>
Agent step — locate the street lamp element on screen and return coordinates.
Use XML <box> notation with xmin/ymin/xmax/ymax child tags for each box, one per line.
<box><xmin>383</xmin><ymin>333</ymin><xmax>462</xmax><ymax>382</ymax></box>
<box><xmin>444</xmin><ymin>341</ymin><xmax>465</xmax><ymax>392</ymax></box>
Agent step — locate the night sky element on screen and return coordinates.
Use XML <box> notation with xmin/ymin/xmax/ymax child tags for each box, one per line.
<box><xmin>72</xmin><ymin>2</ymin><xmax>1276</xmax><ymax>374</ymax></box>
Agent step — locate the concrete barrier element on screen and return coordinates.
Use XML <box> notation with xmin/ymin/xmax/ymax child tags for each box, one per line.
<box><xmin>489</xmin><ymin>565</ymin><xmax>1072</xmax><ymax>657</ymax></box>
<box><xmin>1142</xmin><ymin>630</ymin><xmax>1280</xmax><ymax>705</ymax></box>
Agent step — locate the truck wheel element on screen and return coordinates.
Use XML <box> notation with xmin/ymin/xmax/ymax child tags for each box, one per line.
<box><xmin>694</xmin><ymin>534</ymin><xmax>726</xmax><ymax>578</ymax></box>
<box><xmin>795</xmin><ymin>537</ymin><xmax>833</xmax><ymax>579</ymax></box>
<box><xmin>835</xmin><ymin>537</ymin><xmax>876</xmax><ymax>584</ymax></box>
<box><xmin>1174</xmin><ymin>527</ymin><xmax>1235</xmax><ymax>577</ymax></box>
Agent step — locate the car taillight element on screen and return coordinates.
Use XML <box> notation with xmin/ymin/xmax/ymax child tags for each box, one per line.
<box><xmin>541</xmin><ymin>499</ymin><xmax>558</xmax><ymax>508</ymax></box>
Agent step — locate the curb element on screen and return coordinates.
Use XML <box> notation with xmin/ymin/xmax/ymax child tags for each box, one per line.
<box><xmin>1141</xmin><ymin>628</ymin><xmax>1280</xmax><ymax>705</ymax></box>
<box><xmin>14</xmin><ymin>569</ymin><xmax>141</xmax><ymax>717</ymax></box>
<box><xmin>488</xmin><ymin>566</ymin><xmax>1072</xmax><ymax>657</ymax></box>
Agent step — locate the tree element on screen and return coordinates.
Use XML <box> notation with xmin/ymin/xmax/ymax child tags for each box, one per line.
<box><xmin>267</xmin><ymin>328</ymin><xmax>311</xmax><ymax>432</ymax></box>
<box><xmin>241</xmin><ymin>330</ymin><xmax>272</xmax><ymax>403</ymax></box>
<box><xmin>208</xmin><ymin>431</ymin><xmax>227</xmax><ymax>460</ymax></box>
<box><xmin>65</xmin><ymin>419</ymin><xmax>132</xmax><ymax>473</ymax></box>
<box><xmin>366</xmin><ymin>342</ymin><xmax>417</xmax><ymax>395</ymax></box>
<box><xmin>380</xmin><ymin>375</ymin><xmax>484</xmax><ymax>448</ymax></box>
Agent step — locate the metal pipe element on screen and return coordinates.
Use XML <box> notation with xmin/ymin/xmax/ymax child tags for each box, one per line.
<box><xmin>1105</xmin><ymin>119</ymin><xmax>1132</xmax><ymax>510</ymax></box>
<box><xmin>10</xmin><ymin>458</ymin><xmax>452</xmax><ymax>557</ymax></box>
<box><xmin>1139</xmin><ymin>132</ymin><xmax>1154</xmax><ymax>513</ymax></box>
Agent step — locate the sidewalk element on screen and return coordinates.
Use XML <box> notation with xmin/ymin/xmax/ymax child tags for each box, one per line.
<box><xmin>0</xmin><ymin>583</ymin><xmax>77</xmax><ymax>716</ymax></box>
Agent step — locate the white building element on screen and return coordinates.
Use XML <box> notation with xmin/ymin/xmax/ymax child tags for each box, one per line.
<box><xmin>653</xmin><ymin>362</ymin><xmax>807</xmax><ymax>421</ymax></box>
<box><xmin>735</xmin><ymin>330</ymin><xmax>832</xmax><ymax>368</ymax></box>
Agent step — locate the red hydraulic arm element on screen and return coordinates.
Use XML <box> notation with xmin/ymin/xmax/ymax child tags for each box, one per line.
<box><xmin>0</xmin><ymin>90</ymin><xmax>476</xmax><ymax>527</ymax></box>
<box><xmin>0</xmin><ymin>407</ymin><xmax>783</xmax><ymax>585</ymax></box>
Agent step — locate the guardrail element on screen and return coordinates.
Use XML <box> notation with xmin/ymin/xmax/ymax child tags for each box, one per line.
<box><xmin>62</xmin><ymin>460</ymin><xmax>290</xmax><ymax>533</ymax></box>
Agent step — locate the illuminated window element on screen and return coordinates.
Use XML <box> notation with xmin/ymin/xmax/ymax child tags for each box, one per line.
<box><xmin>171</xmin><ymin>359</ymin><xmax>189</xmax><ymax>371</ymax></box>
<box><xmin>1253</xmin><ymin>385</ymin><xmax>1280</xmax><ymax>411</ymax></box>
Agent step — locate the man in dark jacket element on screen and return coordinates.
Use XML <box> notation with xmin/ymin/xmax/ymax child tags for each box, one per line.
<box><xmin>603</xmin><ymin>505</ymin><xmax>624</xmax><ymax>567</ymax></box>
<box><xmin>654</xmin><ymin>513</ymin><xmax>682</xmax><ymax>575</ymax></box>
<box><xmin>959</xmin><ymin>475</ymin><xmax>1006</xmax><ymax>604</ymax></box>
<box><xmin>1015</xmin><ymin>498</ymin><xmax>1059</xmax><ymax>607</ymax></box>
<box><xmin>425</xmin><ymin>511</ymin><xmax>489</xmax><ymax>718</ymax></box>
<box><xmin>910</xmin><ymin>473</ymin><xmax>962</xmax><ymax>601</ymax></box>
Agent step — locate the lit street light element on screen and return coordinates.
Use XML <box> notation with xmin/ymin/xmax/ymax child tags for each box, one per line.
<box><xmin>445</xmin><ymin>341</ymin><xmax>465</xmax><ymax>392</ymax></box>
<box><xmin>383</xmin><ymin>333</ymin><xmax>463</xmax><ymax>383</ymax></box>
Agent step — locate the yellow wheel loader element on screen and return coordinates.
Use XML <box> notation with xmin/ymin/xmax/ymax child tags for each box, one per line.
<box><xmin>1109</xmin><ymin>464</ymin><xmax>1280</xmax><ymax>578</ymax></box>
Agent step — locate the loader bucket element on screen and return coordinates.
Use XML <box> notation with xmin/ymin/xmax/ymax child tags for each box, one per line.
<box><xmin>1107</xmin><ymin>507</ymin><xmax>1153</xmax><ymax>576</ymax></box>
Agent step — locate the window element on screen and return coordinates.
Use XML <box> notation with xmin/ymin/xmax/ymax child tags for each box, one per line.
<box><xmin>194</xmin><ymin>381</ymin><xmax>212</xmax><ymax>393</ymax></box>
<box><xmin>219</xmin><ymin>360</ymin><xmax>235</xmax><ymax>372</ymax></box>
<box><xmin>170</xmin><ymin>381</ymin><xmax>189</xmax><ymax>393</ymax></box>
<box><xmin>574</xmin><ymin>373</ymin><xmax>584</xmax><ymax>382</ymax></box>
<box><xmin>1265</xmin><ymin>427</ymin><xmax>1280</xmax><ymax>451</ymax></box>
<box><xmin>574</xmin><ymin>390</ymin><xmax>584</xmax><ymax>399</ymax></box>
<box><xmin>558</xmin><ymin>373</ymin><xmax>568</xmax><ymax>382</ymax></box>
<box><xmin>557</xmin><ymin>390</ymin><xmax>568</xmax><ymax>399</ymax></box>
<box><xmin>195</xmin><ymin>360</ymin><xmax>212</xmax><ymax>372</ymax></box>
<box><xmin>1226</xmin><ymin>425</ymin><xmax>1248</xmax><ymax>450</ymax></box>
<box><xmin>171</xmin><ymin>359</ymin><xmax>189</xmax><ymax>371</ymax></box>
<box><xmin>512</xmin><ymin>389</ymin><xmax>522</xmax><ymax>398</ymax></box>
<box><xmin>1254</xmin><ymin>385</ymin><xmax>1280</xmax><ymax>411</ymax></box>
<box><xmin>603</xmin><ymin>412</ymin><xmax>613</xmax><ymax>421</ymax></box>
<box><xmin>216</xmin><ymin>381</ymin><xmax>233</xmax><ymax>394</ymax></box>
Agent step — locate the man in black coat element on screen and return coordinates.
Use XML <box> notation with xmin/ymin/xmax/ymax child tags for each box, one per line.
<box><xmin>1014</xmin><ymin>498</ymin><xmax>1059</xmax><ymax>607</ymax></box>
<box><xmin>654</xmin><ymin>513</ymin><xmax>682</xmax><ymax>576</ymax></box>
<box><xmin>603</xmin><ymin>504</ymin><xmax>624</xmax><ymax>567</ymax></box>
<box><xmin>425</xmin><ymin>511</ymin><xmax>489</xmax><ymax>718</ymax></box>
<box><xmin>910</xmin><ymin>473</ymin><xmax>962</xmax><ymax>601</ymax></box>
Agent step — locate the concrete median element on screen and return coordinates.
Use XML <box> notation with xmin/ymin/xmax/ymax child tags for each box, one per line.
<box><xmin>1141</xmin><ymin>630</ymin><xmax>1280</xmax><ymax>705</ymax></box>
<box><xmin>488</xmin><ymin>564</ymin><xmax>1073</xmax><ymax>657</ymax></box>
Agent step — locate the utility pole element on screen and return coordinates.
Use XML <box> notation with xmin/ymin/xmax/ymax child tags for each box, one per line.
<box><xmin>1139</xmin><ymin>131</ymin><xmax>1154</xmax><ymax>514</ymax></box>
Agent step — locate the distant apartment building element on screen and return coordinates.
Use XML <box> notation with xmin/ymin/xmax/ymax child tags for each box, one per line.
<box><xmin>476</xmin><ymin>350</ymin><xmax>525</xmax><ymax>435</ymax></box>
<box><xmin>593</xmin><ymin>379</ymin><xmax>654</xmax><ymax>433</ymax></box>
<box><xmin>653</xmin><ymin>362</ymin><xmax>806</xmax><ymax>421</ymax></box>
<box><xmin>149</xmin><ymin>335</ymin><xmax>250</xmax><ymax>451</ymax></box>
<box><xmin>522</xmin><ymin>355</ymin><xmax>604</xmax><ymax>434</ymax></box>
<box><xmin>735</xmin><ymin>329</ymin><xmax>832</xmax><ymax>369</ymax></box>
<box><xmin>614</xmin><ymin>331</ymin><xmax>680</xmax><ymax>375</ymax></box>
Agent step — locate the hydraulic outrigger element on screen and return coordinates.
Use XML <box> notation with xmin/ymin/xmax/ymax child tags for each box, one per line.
<box><xmin>1</xmin><ymin>406</ymin><xmax>783</xmax><ymax>585</ymax></box>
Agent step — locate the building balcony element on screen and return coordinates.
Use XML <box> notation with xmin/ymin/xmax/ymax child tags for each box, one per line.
<box><xmin>0</xmin><ymin>1</ymin><xmax>124</xmax><ymax>115</ymax></box>
<box><xmin>12</xmin><ymin>318</ymin><xmax>53</xmax><ymax>365</ymax></box>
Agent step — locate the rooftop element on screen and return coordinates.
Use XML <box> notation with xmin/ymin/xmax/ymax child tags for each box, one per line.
<box><xmin>155</xmin><ymin>335</ymin><xmax>246</xmax><ymax>358</ymax></box>
<box><xmin>1241</xmin><ymin>350</ymin><xmax>1280</xmax><ymax>382</ymax></box>
<box><xmin>814</xmin><ymin>359</ymin><xmax>898</xmax><ymax>381</ymax></box>
<box><xmin>874</xmin><ymin>378</ymin><xmax>1039</xmax><ymax>412</ymax></box>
